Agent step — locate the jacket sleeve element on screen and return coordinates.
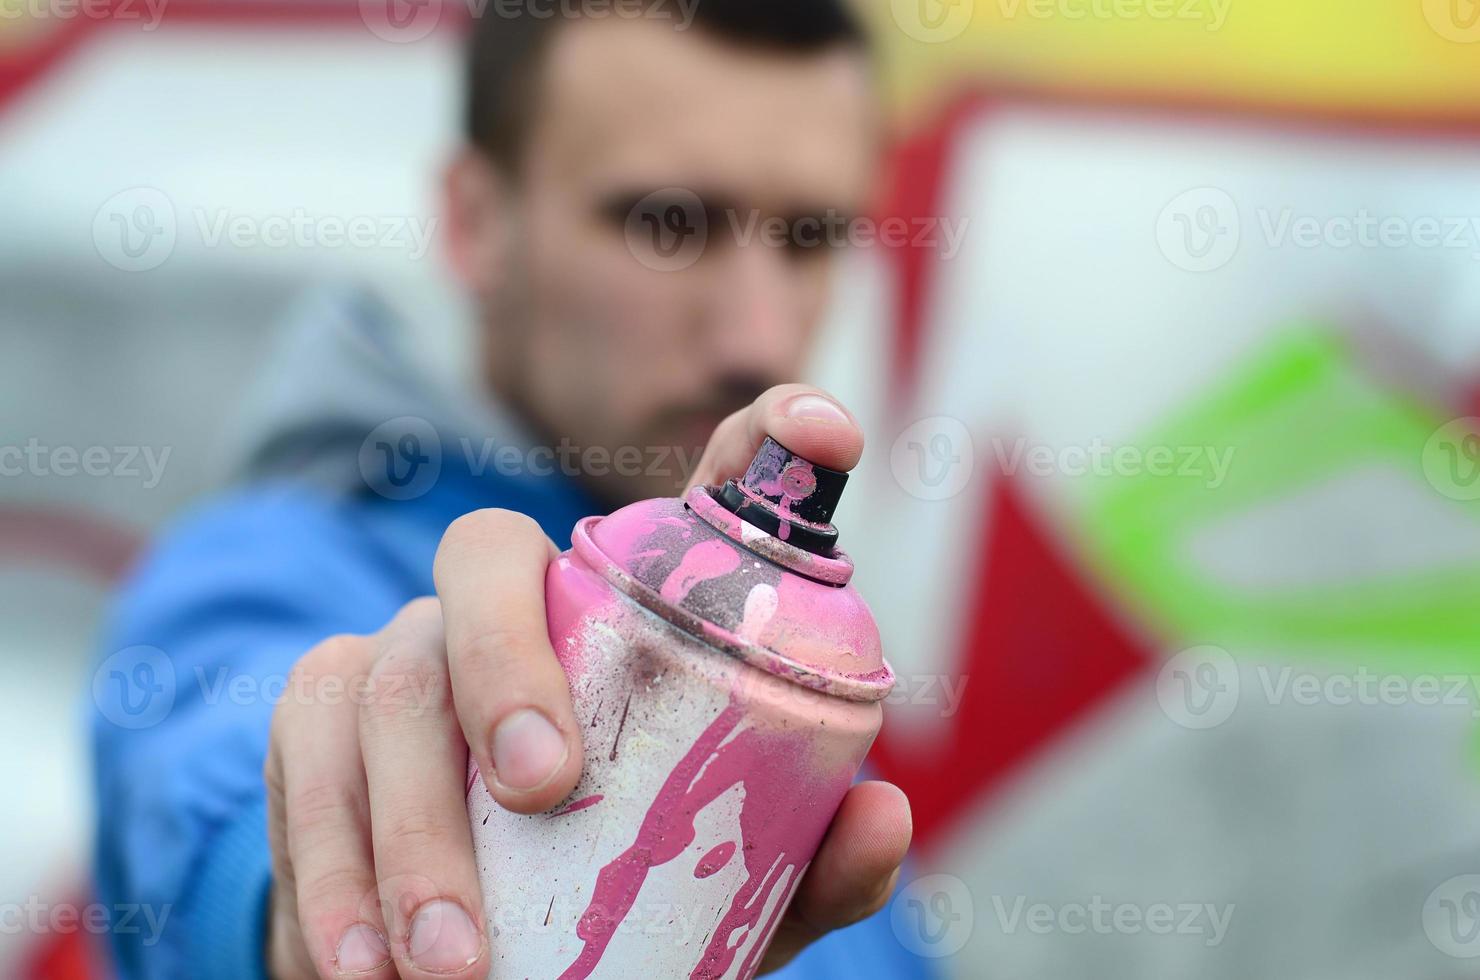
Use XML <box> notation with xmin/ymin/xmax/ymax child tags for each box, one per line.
<box><xmin>90</xmin><ymin>491</ymin><xmax>930</xmax><ymax>980</ymax></box>
<box><xmin>90</xmin><ymin>493</ymin><xmax>407</xmax><ymax>980</ymax></box>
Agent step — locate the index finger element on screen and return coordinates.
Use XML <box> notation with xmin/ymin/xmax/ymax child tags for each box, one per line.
<box><xmin>433</xmin><ymin>508</ymin><xmax>584</xmax><ymax>815</ymax></box>
<box><xmin>684</xmin><ymin>384</ymin><xmax>864</xmax><ymax>493</ymax></box>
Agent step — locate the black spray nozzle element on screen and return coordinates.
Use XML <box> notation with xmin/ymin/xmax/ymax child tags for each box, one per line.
<box><xmin>715</xmin><ymin>437</ymin><xmax>848</xmax><ymax>556</ymax></box>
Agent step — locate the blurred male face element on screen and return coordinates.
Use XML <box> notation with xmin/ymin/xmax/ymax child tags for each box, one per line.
<box><xmin>447</xmin><ymin>17</ymin><xmax>878</xmax><ymax>503</ymax></box>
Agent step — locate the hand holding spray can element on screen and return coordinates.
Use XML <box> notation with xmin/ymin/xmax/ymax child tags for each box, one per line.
<box><xmin>467</xmin><ymin>437</ymin><xmax>894</xmax><ymax>978</ymax></box>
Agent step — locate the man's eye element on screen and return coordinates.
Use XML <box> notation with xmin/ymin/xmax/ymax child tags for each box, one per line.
<box><xmin>633</xmin><ymin>202</ymin><xmax>707</xmax><ymax>249</ymax></box>
<box><xmin>784</xmin><ymin>216</ymin><xmax>844</xmax><ymax>256</ymax></box>
<box><xmin>601</xmin><ymin>197</ymin><xmax>643</xmax><ymax>230</ymax></box>
<box><xmin>601</xmin><ymin>194</ymin><xmax>708</xmax><ymax>233</ymax></box>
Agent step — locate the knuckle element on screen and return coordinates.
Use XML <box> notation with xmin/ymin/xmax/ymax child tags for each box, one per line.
<box><xmin>297</xmin><ymin>865</ymin><xmax>376</xmax><ymax>917</ymax></box>
<box><xmin>379</xmin><ymin>807</ymin><xmax>456</xmax><ymax>855</ymax></box>
<box><xmin>272</xmin><ymin>636</ymin><xmax>366</xmax><ymax>736</ymax></box>
<box><xmin>453</xmin><ymin>624</ymin><xmax>535</xmax><ymax>675</ymax></box>
<box><xmin>362</xmin><ymin>655</ymin><xmax>449</xmax><ymax>721</ymax></box>
<box><xmin>394</xmin><ymin>595</ymin><xmax>442</xmax><ymax>627</ymax></box>
<box><xmin>289</xmin><ymin>780</ymin><xmax>365</xmax><ymax>837</ymax></box>
<box><xmin>483</xmin><ymin>507</ymin><xmax>542</xmax><ymax>538</ymax></box>
<box><xmin>295</xmin><ymin>634</ymin><xmax>367</xmax><ymax>685</ymax></box>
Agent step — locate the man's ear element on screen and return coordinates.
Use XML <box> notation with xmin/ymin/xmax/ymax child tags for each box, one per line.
<box><xmin>441</xmin><ymin>146</ymin><xmax>513</xmax><ymax>298</ymax></box>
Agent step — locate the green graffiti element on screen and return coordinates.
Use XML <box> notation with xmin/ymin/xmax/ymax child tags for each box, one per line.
<box><xmin>1078</xmin><ymin>326</ymin><xmax>1480</xmax><ymax>673</ymax></box>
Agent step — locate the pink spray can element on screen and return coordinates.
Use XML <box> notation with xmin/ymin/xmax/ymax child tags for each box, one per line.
<box><xmin>466</xmin><ymin>437</ymin><xmax>895</xmax><ymax>979</ymax></box>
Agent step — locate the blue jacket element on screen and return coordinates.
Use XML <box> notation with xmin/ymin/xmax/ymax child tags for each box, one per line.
<box><xmin>90</xmin><ymin>288</ymin><xmax>928</xmax><ymax>980</ymax></box>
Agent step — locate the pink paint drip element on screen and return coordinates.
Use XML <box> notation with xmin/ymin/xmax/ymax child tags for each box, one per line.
<box><xmin>739</xmin><ymin>442</ymin><xmax>826</xmax><ymax>545</ymax></box>
<box><xmin>738</xmin><ymin>583</ymin><xmax>779</xmax><ymax>643</ymax></box>
<box><xmin>549</xmin><ymin>794</ymin><xmax>605</xmax><ymax>818</ymax></box>
<box><xmin>658</xmin><ymin>538</ymin><xmax>741</xmax><ymax>604</ymax></box>
<box><xmin>557</xmin><ymin>702</ymin><xmax>844</xmax><ymax>980</ymax></box>
<box><xmin>684</xmin><ymin>488</ymin><xmax>855</xmax><ymax>587</ymax></box>
<box><xmin>693</xmin><ymin>841</ymin><xmax>736</xmax><ymax>879</ymax></box>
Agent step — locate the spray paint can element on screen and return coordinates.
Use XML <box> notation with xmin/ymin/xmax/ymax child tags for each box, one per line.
<box><xmin>466</xmin><ymin>437</ymin><xmax>894</xmax><ymax>979</ymax></box>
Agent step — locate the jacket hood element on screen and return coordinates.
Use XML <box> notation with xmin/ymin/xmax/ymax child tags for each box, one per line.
<box><xmin>229</xmin><ymin>284</ymin><xmax>538</xmax><ymax>495</ymax></box>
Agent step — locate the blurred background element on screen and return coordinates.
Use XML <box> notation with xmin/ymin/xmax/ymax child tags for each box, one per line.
<box><xmin>5</xmin><ymin>0</ymin><xmax>1480</xmax><ymax>977</ymax></box>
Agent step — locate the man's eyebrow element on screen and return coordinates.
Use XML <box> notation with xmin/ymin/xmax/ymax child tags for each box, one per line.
<box><xmin>784</xmin><ymin>206</ymin><xmax>856</xmax><ymax>227</ymax></box>
<box><xmin>778</xmin><ymin>206</ymin><xmax>857</xmax><ymax>247</ymax></box>
<box><xmin>596</xmin><ymin>187</ymin><xmax>740</xmax><ymax>221</ymax></box>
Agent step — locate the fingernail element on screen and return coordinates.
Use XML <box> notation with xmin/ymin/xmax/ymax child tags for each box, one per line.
<box><xmin>408</xmin><ymin>900</ymin><xmax>482</xmax><ymax>974</ymax></box>
<box><xmin>785</xmin><ymin>393</ymin><xmax>850</xmax><ymax>424</ymax></box>
<box><xmin>335</xmin><ymin>923</ymin><xmax>389</xmax><ymax>975</ymax></box>
<box><xmin>492</xmin><ymin>709</ymin><xmax>568</xmax><ymax>792</ymax></box>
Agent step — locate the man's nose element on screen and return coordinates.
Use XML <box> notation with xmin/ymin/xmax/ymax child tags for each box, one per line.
<box><xmin>704</xmin><ymin>237</ymin><xmax>804</xmax><ymax>371</ymax></box>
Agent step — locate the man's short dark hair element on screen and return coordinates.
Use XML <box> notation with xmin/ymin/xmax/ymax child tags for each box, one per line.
<box><xmin>465</xmin><ymin>0</ymin><xmax>870</xmax><ymax>173</ymax></box>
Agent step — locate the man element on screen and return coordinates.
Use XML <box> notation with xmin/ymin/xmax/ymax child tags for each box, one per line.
<box><xmin>92</xmin><ymin>2</ymin><xmax>920</xmax><ymax>978</ymax></box>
